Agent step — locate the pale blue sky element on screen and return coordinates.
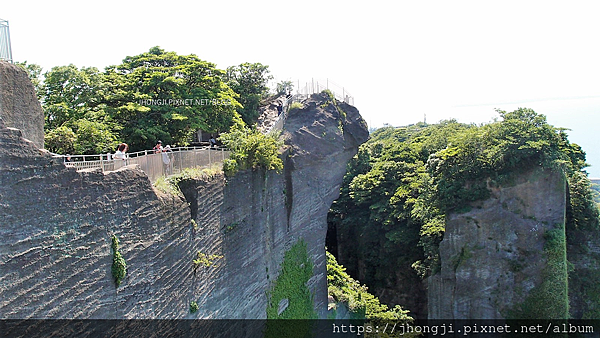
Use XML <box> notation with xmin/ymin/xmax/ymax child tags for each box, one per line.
<box><xmin>3</xmin><ymin>0</ymin><xmax>599</xmax><ymax>176</ymax></box>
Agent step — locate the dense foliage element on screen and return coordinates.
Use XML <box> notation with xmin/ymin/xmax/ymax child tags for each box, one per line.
<box><xmin>219</xmin><ymin>116</ymin><xmax>283</xmax><ymax>176</ymax></box>
<box><xmin>265</xmin><ymin>240</ymin><xmax>315</xmax><ymax>338</ymax></box>
<box><xmin>21</xmin><ymin>48</ymin><xmax>277</xmax><ymax>154</ymax></box>
<box><xmin>105</xmin><ymin>47</ymin><xmax>242</xmax><ymax>151</ymax></box>
<box><xmin>328</xmin><ymin>108</ymin><xmax>598</xmax><ymax>298</ymax></box>
<box><xmin>226</xmin><ymin>62</ymin><xmax>272</xmax><ymax>125</ymax></box>
<box><xmin>327</xmin><ymin>251</ymin><xmax>412</xmax><ymax>322</ymax></box>
<box><xmin>39</xmin><ymin>64</ymin><xmax>121</xmax><ymax>154</ymax></box>
<box><xmin>266</xmin><ymin>240</ymin><xmax>316</xmax><ymax>320</ymax></box>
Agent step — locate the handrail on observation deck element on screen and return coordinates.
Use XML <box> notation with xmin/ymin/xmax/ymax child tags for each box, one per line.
<box><xmin>53</xmin><ymin>145</ymin><xmax>229</xmax><ymax>184</ymax></box>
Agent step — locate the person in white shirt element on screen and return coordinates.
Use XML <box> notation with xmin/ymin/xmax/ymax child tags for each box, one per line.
<box><xmin>113</xmin><ymin>143</ymin><xmax>128</xmax><ymax>160</ymax></box>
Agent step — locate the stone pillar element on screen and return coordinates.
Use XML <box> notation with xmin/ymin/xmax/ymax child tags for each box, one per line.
<box><xmin>0</xmin><ymin>60</ymin><xmax>44</xmax><ymax>149</ymax></box>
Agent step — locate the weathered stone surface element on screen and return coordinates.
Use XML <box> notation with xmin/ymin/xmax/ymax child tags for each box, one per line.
<box><xmin>0</xmin><ymin>122</ymin><xmax>193</xmax><ymax>318</ymax></box>
<box><xmin>281</xmin><ymin>93</ymin><xmax>369</xmax><ymax>316</ymax></box>
<box><xmin>567</xmin><ymin>226</ymin><xmax>600</xmax><ymax>319</ymax></box>
<box><xmin>0</xmin><ymin>89</ymin><xmax>368</xmax><ymax>320</ymax></box>
<box><xmin>257</xmin><ymin>94</ymin><xmax>288</xmax><ymax>133</ymax></box>
<box><xmin>178</xmin><ymin>92</ymin><xmax>368</xmax><ymax>319</ymax></box>
<box><xmin>277</xmin><ymin>298</ymin><xmax>289</xmax><ymax>315</ymax></box>
<box><xmin>0</xmin><ymin>61</ymin><xmax>44</xmax><ymax>149</ymax></box>
<box><xmin>428</xmin><ymin>168</ymin><xmax>567</xmax><ymax>319</ymax></box>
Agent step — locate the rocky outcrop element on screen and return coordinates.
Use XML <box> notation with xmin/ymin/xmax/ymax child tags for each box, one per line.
<box><xmin>428</xmin><ymin>168</ymin><xmax>568</xmax><ymax>319</ymax></box>
<box><xmin>257</xmin><ymin>94</ymin><xmax>288</xmax><ymax>133</ymax></box>
<box><xmin>281</xmin><ymin>93</ymin><xmax>369</xmax><ymax>315</ymax></box>
<box><xmin>0</xmin><ymin>87</ymin><xmax>368</xmax><ymax>321</ymax></box>
<box><xmin>0</xmin><ymin>61</ymin><xmax>44</xmax><ymax>149</ymax></box>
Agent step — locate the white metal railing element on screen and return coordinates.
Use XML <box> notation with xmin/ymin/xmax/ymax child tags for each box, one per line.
<box><xmin>53</xmin><ymin>146</ymin><xmax>229</xmax><ymax>183</ymax></box>
<box><xmin>0</xmin><ymin>19</ymin><xmax>13</xmax><ymax>63</ymax></box>
<box><xmin>267</xmin><ymin>94</ymin><xmax>294</xmax><ymax>134</ymax></box>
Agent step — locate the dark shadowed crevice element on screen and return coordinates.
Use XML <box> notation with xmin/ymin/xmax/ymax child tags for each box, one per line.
<box><xmin>178</xmin><ymin>180</ymin><xmax>199</xmax><ymax>221</ymax></box>
<box><xmin>284</xmin><ymin>156</ymin><xmax>294</xmax><ymax>230</ymax></box>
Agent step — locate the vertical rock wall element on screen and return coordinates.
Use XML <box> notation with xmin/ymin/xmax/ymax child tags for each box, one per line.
<box><xmin>428</xmin><ymin>168</ymin><xmax>568</xmax><ymax>319</ymax></box>
<box><xmin>0</xmin><ymin>123</ymin><xmax>194</xmax><ymax>318</ymax></box>
<box><xmin>0</xmin><ymin>61</ymin><xmax>44</xmax><ymax>149</ymax></box>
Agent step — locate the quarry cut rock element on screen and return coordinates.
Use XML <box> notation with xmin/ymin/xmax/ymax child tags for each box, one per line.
<box><xmin>0</xmin><ymin>65</ymin><xmax>369</xmax><ymax>320</ymax></box>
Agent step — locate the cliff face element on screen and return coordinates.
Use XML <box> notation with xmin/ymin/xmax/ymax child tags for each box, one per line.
<box><xmin>428</xmin><ymin>168</ymin><xmax>568</xmax><ymax>319</ymax></box>
<box><xmin>280</xmin><ymin>93</ymin><xmax>369</xmax><ymax>315</ymax></box>
<box><xmin>0</xmin><ymin>71</ymin><xmax>368</xmax><ymax>319</ymax></box>
<box><xmin>0</xmin><ymin>61</ymin><xmax>44</xmax><ymax>149</ymax></box>
<box><xmin>0</xmin><ymin>121</ymin><xmax>193</xmax><ymax>318</ymax></box>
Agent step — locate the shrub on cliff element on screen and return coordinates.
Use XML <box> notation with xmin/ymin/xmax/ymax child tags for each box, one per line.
<box><xmin>219</xmin><ymin>115</ymin><xmax>283</xmax><ymax>176</ymax></box>
<box><xmin>111</xmin><ymin>235</ymin><xmax>127</xmax><ymax>287</ymax></box>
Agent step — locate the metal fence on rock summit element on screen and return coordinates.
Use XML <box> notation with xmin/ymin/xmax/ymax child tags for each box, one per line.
<box><xmin>0</xmin><ymin>19</ymin><xmax>13</xmax><ymax>63</ymax></box>
<box><xmin>267</xmin><ymin>79</ymin><xmax>355</xmax><ymax>134</ymax></box>
<box><xmin>296</xmin><ymin>79</ymin><xmax>354</xmax><ymax>105</ymax></box>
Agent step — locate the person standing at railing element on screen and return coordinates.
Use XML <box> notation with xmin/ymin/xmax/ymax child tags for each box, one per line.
<box><xmin>113</xmin><ymin>143</ymin><xmax>129</xmax><ymax>169</ymax></box>
<box><xmin>153</xmin><ymin>140</ymin><xmax>164</xmax><ymax>153</ymax></box>
<box><xmin>162</xmin><ymin>145</ymin><xmax>173</xmax><ymax>174</ymax></box>
<box><xmin>113</xmin><ymin>143</ymin><xmax>129</xmax><ymax>160</ymax></box>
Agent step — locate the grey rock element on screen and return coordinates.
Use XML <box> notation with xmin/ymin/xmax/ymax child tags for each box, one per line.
<box><xmin>277</xmin><ymin>298</ymin><xmax>289</xmax><ymax>316</ymax></box>
<box><xmin>428</xmin><ymin>168</ymin><xmax>567</xmax><ymax>319</ymax></box>
<box><xmin>0</xmin><ymin>61</ymin><xmax>44</xmax><ymax>149</ymax></box>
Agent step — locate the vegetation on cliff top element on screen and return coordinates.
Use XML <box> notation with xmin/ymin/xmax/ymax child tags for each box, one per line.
<box><xmin>153</xmin><ymin>166</ymin><xmax>222</xmax><ymax>196</ymax></box>
<box><xmin>219</xmin><ymin>115</ymin><xmax>283</xmax><ymax>176</ymax></box>
<box><xmin>18</xmin><ymin>48</ymin><xmax>275</xmax><ymax>154</ymax></box>
<box><xmin>328</xmin><ymin>108</ymin><xmax>599</xmax><ymax>314</ymax></box>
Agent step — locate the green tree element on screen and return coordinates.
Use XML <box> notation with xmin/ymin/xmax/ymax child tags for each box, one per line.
<box><xmin>226</xmin><ymin>62</ymin><xmax>272</xmax><ymax>125</ymax></box>
<box><xmin>40</xmin><ymin>64</ymin><xmax>120</xmax><ymax>154</ymax></box>
<box><xmin>15</xmin><ymin>61</ymin><xmax>43</xmax><ymax>101</ymax></box>
<box><xmin>42</xmin><ymin>64</ymin><xmax>108</xmax><ymax>130</ymax></box>
<box><xmin>106</xmin><ymin>47</ymin><xmax>241</xmax><ymax>151</ymax></box>
<box><xmin>72</xmin><ymin>119</ymin><xmax>119</xmax><ymax>154</ymax></box>
<box><xmin>44</xmin><ymin>125</ymin><xmax>76</xmax><ymax>154</ymax></box>
<box><xmin>276</xmin><ymin>80</ymin><xmax>294</xmax><ymax>95</ymax></box>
